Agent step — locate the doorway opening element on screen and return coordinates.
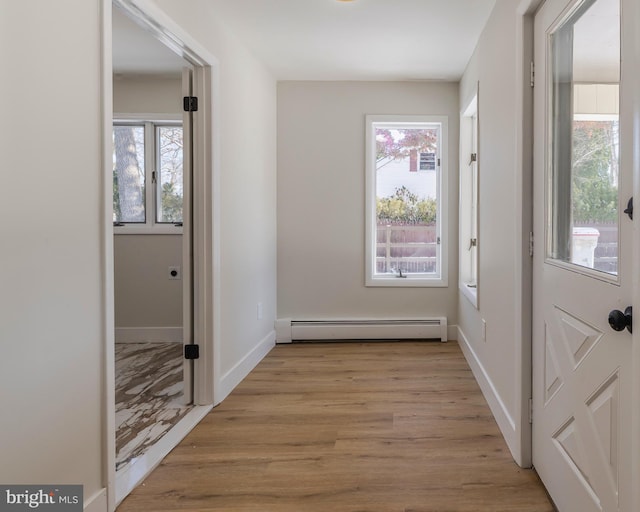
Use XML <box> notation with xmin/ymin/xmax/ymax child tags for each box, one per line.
<box><xmin>112</xmin><ymin>2</ymin><xmax>193</xmax><ymax>476</ymax></box>
<box><xmin>108</xmin><ymin>0</ymin><xmax>217</xmax><ymax>506</ymax></box>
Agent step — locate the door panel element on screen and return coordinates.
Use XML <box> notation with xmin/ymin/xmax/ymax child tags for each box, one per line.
<box><xmin>182</xmin><ymin>66</ymin><xmax>194</xmax><ymax>404</ymax></box>
<box><xmin>533</xmin><ymin>0</ymin><xmax>634</xmax><ymax>510</ymax></box>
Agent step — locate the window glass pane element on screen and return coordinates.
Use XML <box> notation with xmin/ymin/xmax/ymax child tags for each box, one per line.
<box><xmin>549</xmin><ymin>0</ymin><xmax>620</xmax><ymax>274</ymax></box>
<box><xmin>113</xmin><ymin>125</ymin><xmax>145</xmax><ymax>223</ymax></box>
<box><xmin>156</xmin><ymin>126</ymin><xmax>183</xmax><ymax>224</ymax></box>
<box><xmin>375</xmin><ymin>125</ymin><xmax>439</xmax><ymax>275</ymax></box>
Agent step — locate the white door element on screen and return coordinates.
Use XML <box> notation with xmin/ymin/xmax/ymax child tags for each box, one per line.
<box><xmin>532</xmin><ymin>0</ymin><xmax>636</xmax><ymax>510</ymax></box>
<box><xmin>182</xmin><ymin>66</ymin><xmax>194</xmax><ymax>404</ymax></box>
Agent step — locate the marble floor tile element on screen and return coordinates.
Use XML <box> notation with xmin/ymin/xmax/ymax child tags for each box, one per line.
<box><xmin>115</xmin><ymin>342</ymin><xmax>192</xmax><ymax>472</ymax></box>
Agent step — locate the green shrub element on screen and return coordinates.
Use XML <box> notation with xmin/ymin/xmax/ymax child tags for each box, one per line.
<box><xmin>377</xmin><ymin>186</ymin><xmax>436</xmax><ymax>224</ymax></box>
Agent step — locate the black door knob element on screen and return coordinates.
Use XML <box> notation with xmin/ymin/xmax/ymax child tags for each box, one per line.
<box><xmin>608</xmin><ymin>306</ymin><xmax>632</xmax><ymax>333</ymax></box>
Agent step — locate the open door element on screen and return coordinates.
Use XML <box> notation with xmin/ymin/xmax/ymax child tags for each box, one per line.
<box><xmin>532</xmin><ymin>0</ymin><xmax>636</xmax><ymax>510</ymax></box>
<box><xmin>182</xmin><ymin>66</ymin><xmax>195</xmax><ymax>404</ymax></box>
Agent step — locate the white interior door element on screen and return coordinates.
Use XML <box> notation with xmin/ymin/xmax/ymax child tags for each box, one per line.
<box><xmin>532</xmin><ymin>0</ymin><xmax>635</xmax><ymax>510</ymax></box>
<box><xmin>182</xmin><ymin>66</ymin><xmax>194</xmax><ymax>404</ymax></box>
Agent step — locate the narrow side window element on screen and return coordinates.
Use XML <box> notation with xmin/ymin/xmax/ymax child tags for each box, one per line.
<box><xmin>459</xmin><ymin>93</ymin><xmax>479</xmax><ymax>307</ymax></box>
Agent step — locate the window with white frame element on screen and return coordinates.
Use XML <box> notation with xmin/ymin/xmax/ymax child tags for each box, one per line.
<box><xmin>113</xmin><ymin>118</ymin><xmax>183</xmax><ymax>232</ymax></box>
<box><xmin>365</xmin><ymin>115</ymin><xmax>448</xmax><ymax>287</ymax></box>
<box><xmin>459</xmin><ymin>93</ymin><xmax>479</xmax><ymax>307</ymax></box>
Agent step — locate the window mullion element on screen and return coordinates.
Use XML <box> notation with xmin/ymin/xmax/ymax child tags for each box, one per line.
<box><xmin>144</xmin><ymin>121</ymin><xmax>155</xmax><ymax>227</ymax></box>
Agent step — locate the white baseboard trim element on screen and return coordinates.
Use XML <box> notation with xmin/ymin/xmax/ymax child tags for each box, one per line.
<box><xmin>115</xmin><ymin>405</ymin><xmax>212</xmax><ymax>506</ymax></box>
<box><xmin>84</xmin><ymin>488</ymin><xmax>107</xmax><ymax>512</ymax></box>
<box><xmin>456</xmin><ymin>326</ymin><xmax>517</xmax><ymax>454</ymax></box>
<box><xmin>218</xmin><ymin>330</ymin><xmax>276</xmax><ymax>402</ymax></box>
<box><xmin>115</xmin><ymin>327</ymin><xmax>182</xmax><ymax>343</ymax></box>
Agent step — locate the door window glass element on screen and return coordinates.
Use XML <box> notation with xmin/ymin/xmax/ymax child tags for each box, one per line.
<box><xmin>549</xmin><ymin>0</ymin><xmax>620</xmax><ymax>275</ymax></box>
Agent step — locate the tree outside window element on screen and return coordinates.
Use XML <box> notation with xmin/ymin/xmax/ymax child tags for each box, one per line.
<box><xmin>113</xmin><ymin>121</ymin><xmax>183</xmax><ymax>228</ymax></box>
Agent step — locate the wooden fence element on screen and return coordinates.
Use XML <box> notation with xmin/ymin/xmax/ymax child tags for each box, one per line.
<box><xmin>376</xmin><ymin>224</ymin><xmax>437</xmax><ymax>274</ymax></box>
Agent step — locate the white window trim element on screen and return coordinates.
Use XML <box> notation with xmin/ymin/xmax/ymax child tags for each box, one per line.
<box><xmin>365</xmin><ymin>114</ymin><xmax>448</xmax><ymax>287</ymax></box>
<box><xmin>459</xmin><ymin>92</ymin><xmax>479</xmax><ymax>308</ymax></box>
<box><xmin>113</xmin><ymin>113</ymin><xmax>183</xmax><ymax>235</ymax></box>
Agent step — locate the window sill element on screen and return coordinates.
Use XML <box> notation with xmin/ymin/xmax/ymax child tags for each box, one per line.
<box><xmin>460</xmin><ymin>282</ymin><xmax>478</xmax><ymax>308</ymax></box>
<box><xmin>366</xmin><ymin>275</ymin><xmax>448</xmax><ymax>288</ymax></box>
<box><xmin>114</xmin><ymin>225</ymin><xmax>183</xmax><ymax>235</ymax></box>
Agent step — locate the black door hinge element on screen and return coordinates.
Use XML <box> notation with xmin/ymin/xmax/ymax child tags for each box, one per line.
<box><xmin>183</xmin><ymin>96</ymin><xmax>198</xmax><ymax>112</ymax></box>
<box><xmin>184</xmin><ymin>344</ymin><xmax>200</xmax><ymax>360</ymax></box>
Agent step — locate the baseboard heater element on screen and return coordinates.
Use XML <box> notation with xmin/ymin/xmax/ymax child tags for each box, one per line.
<box><xmin>276</xmin><ymin>318</ymin><xmax>447</xmax><ymax>343</ymax></box>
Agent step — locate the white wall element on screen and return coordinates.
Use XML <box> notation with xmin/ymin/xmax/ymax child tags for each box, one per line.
<box><xmin>0</xmin><ymin>0</ymin><xmax>106</xmax><ymax>507</ymax></box>
<box><xmin>152</xmin><ymin>0</ymin><xmax>278</xmax><ymax>398</ymax></box>
<box><xmin>0</xmin><ymin>0</ymin><xmax>278</xmax><ymax>507</ymax></box>
<box><xmin>113</xmin><ymin>76</ymin><xmax>183</xmax><ymax>336</ymax></box>
<box><xmin>114</xmin><ymin>235</ymin><xmax>182</xmax><ymax>329</ymax></box>
<box><xmin>113</xmin><ymin>74</ymin><xmax>181</xmax><ymax>114</ymax></box>
<box><xmin>457</xmin><ymin>0</ymin><xmax>530</xmax><ymax>465</ymax></box>
<box><xmin>277</xmin><ymin>81</ymin><xmax>459</xmax><ymax>322</ymax></box>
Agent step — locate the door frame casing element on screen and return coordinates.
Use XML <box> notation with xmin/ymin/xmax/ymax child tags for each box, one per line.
<box><xmin>102</xmin><ymin>0</ymin><xmax>221</xmax><ymax>509</ymax></box>
<box><xmin>514</xmin><ymin>0</ymin><xmax>544</xmax><ymax>468</ymax></box>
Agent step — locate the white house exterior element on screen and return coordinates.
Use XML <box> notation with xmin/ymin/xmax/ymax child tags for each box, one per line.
<box><xmin>377</xmin><ymin>156</ymin><xmax>437</xmax><ymax>200</ymax></box>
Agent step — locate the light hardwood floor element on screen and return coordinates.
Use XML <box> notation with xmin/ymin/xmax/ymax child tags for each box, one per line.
<box><xmin>118</xmin><ymin>341</ymin><xmax>554</xmax><ymax>512</ymax></box>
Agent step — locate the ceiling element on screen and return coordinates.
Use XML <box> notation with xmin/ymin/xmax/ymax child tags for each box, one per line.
<box><xmin>112</xmin><ymin>6</ymin><xmax>186</xmax><ymax>75</ymax></box>
<box><xmin>113</xmin><ymin>0</ymin><xmax>497</xmax><ymax>81</ymax></box>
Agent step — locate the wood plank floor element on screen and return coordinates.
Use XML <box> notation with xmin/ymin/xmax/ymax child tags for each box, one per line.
<box><xmin>117</xmin><ymin>341</ymin><xmax>554</xmax><ymax>512</ymax></box>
